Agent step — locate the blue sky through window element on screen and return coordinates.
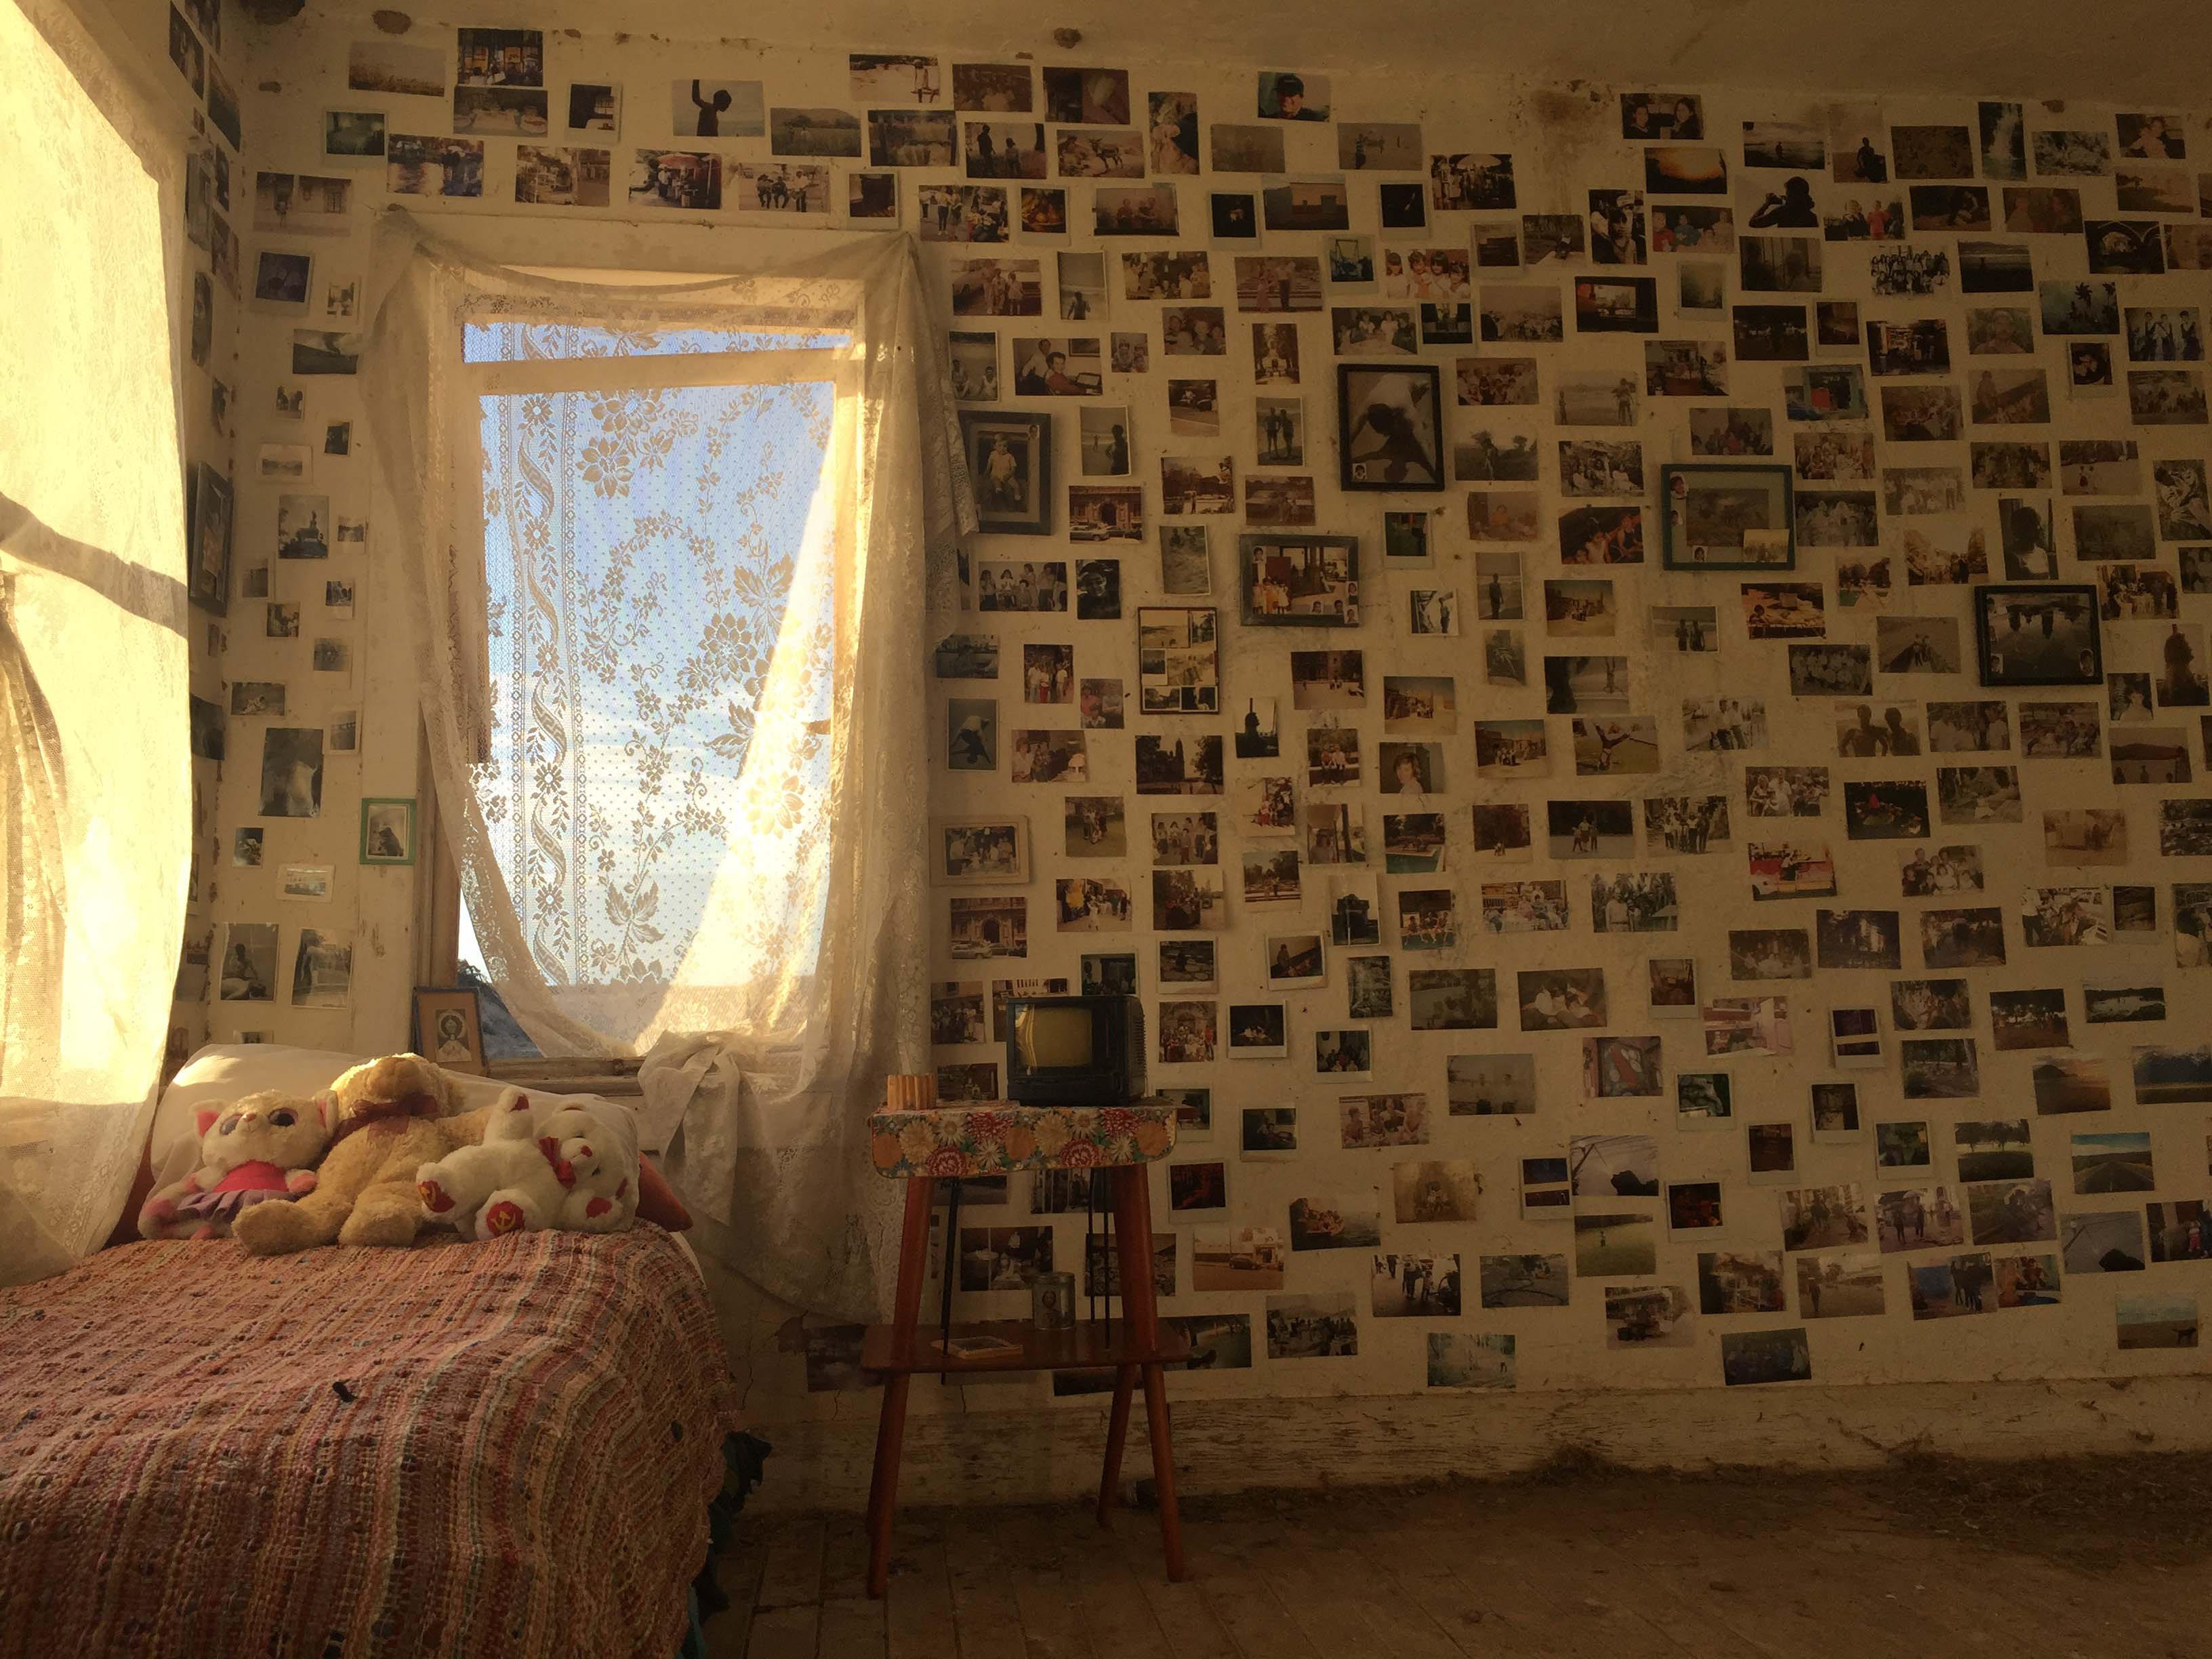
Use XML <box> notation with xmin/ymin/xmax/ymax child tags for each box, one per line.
<box><xmin>461</xmin><ymin>335</ymin><xmax>840</xmax><ymax>1023</ymax></box>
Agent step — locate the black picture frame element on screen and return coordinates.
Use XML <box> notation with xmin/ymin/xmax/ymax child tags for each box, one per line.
<box><xmin>186</xmin><ymin>462</ymin><xmax>234</xmax><ymax>615</ymax></box>
<box><xmin>1336</xmin><ymin>362</ymin><xmax>1445</xmax><ymax>492</ymax></box>
<box><xmin>1239</xmin><ymin>533</ymin><xmax>1360</xmax><ymax>627</ymax></box>
<box><xmin>958</xmin><ymin>408</ymin><xmax>1053</xmax><ymax>536</ymax></box>
<box><xmin>1974</xmin><ymin>582</ymin><xmax>2104</xmax><ymax>687</ymax></box>
<box><xmin>1660</xmin><ymin>462</ymin><xmax>1797</xmax><ymax>571</ymax></box>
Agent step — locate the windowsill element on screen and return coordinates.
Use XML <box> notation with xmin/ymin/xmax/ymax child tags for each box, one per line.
<box><xmin>484</xmin><ymin>1055</ymin><xmax>644</xmax><ymax>1098</ymax></box>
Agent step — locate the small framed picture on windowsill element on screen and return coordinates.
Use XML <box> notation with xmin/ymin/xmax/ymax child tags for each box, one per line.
<box><xmin>412</xmin><ymin>986</ymin><xmax>487</xmax><ymax>1074</ymax></box>
<box><xmin>360</xmin><ymin>796</ymin><xmax>417</xmax><ymax>865</ymax></box>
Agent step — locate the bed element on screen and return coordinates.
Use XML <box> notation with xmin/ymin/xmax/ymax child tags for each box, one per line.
<box><xmin>0</xmin><ymin>1047</ymin><xmax>742</xmax><ymax>1658</ymax></box>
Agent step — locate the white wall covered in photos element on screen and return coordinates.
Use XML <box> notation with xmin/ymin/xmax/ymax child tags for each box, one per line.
<box><xmin>179</xmin><ymin>5</ymin><xmax>2212</xmax><ymax>1435</ymax></box>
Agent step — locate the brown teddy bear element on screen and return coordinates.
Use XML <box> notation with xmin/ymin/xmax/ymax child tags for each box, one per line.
<box><xmin>233</xmin><ymin>1053</ymin><xmax>491</xmax><ymax>1254</ymax></box>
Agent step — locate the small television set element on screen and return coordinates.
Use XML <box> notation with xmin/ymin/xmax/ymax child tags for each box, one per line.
<box><xmin>1004</xmin><ymin>994</ymin><xmax>1147</xmax><ymax>1105</ymax></box>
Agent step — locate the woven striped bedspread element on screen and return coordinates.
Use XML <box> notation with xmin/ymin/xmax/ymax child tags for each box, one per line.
<box><xmin>0</xmin><ymin>1226</ymin><xmax>740</xmax><ymax>1658</ymax></box>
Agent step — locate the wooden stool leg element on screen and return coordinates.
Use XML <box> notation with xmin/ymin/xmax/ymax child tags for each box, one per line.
<box><xmin>865</xmin><ymin>1374</ymin><xmax>912</xmax><ymax>1589</ymax></box>
<box><xmin>1097</xmin><ymin>1364</ymin><xmax>1136</xmax><ymax>1525</ymax></box>
<box><xmin>1107</xmin><ymin>1165</ymin><xmax>1158</xmax><ymax>1332</ymax></box>
<box><xmin>866</xmin><ymin>1174</ymin><xmax>938</xmax><ymax>1599</ymax></box>
<box><xmin>1111</xmin><ymin>1166</ymin><xmax>1185</xmax><ymax>1582</ymax></box>
<box><xmin>1141</xmin><ymin>1361</ymin><xmax>1185</xmax><ymax>1581</ymax></box>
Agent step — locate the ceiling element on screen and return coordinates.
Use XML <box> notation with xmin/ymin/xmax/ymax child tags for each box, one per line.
<box><xmin>310</xmin><ymin>0</ymin><xmax>2199</xmax><ymax>104</ymax></box>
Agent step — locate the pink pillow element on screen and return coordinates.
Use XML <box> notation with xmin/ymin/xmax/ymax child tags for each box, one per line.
<box><xmin>635</xmin><ymin>1155</ymin><xmax>691</xmax><ymax>1231</ymax></box>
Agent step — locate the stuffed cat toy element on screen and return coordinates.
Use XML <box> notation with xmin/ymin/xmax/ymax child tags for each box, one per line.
<box><xmin>139</xmin><ymin>1091</ymin><xmax>331</xmax><ymax>1240</ymax></box>
<box><xmin>232</xmin><ymin>1053</ymin><xmax>492</xmax><ymax>1254</ymax></box>
<box><xmin>415</xmin><ymin>1088</ymin><xmax>640</xmax><ymax>1239</ymax></box>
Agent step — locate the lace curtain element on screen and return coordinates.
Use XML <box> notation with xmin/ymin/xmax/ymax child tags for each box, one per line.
<box><xmin>0</xmin><ymin>0</ymin><xmax>190</xmax><ymax>1284</ymax></box>
<box><xmin>361</xmin><ymin>211</ymin><xmax>972</xmax><ymax>1319</ymax></box>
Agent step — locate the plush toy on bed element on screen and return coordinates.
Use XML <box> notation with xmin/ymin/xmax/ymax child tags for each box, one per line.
<box><xmin>414</xmin><ymin>1088</ymin><xmax>641</xmax><ymax>1239</ymax></box>
<box><xmin>232</xmin><ymin>1053</ymin><xmax>491</xmax><ymax>1255</ymax></box>
<box><xmin>552</xmin><ymin>1097</ymin><xmax>640</xmax><ymax>1233</ymax></box>
<box><xmin>138</xmin><ymin>1091</ymin><xmax>332</xmax><ymax>1241</ymax></box>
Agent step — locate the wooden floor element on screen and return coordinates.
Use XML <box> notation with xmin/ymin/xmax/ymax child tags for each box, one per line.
<box><xmin>705</xmin><ymin>1456</ymin><xmax>2212</xmax><ymax>1658</ymax></box>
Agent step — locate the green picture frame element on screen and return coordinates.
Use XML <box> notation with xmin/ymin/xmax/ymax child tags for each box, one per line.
<box><xmin>359</xmin><ymin>796</ymin><xmax>417</xmax><ymax>865</ymax></box>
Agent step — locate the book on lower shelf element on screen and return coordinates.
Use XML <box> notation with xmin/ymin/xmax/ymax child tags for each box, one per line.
<box><xmin>933</xmin><ymin>1333</ymin><xmax>1025</xmax><ymax>1359</ymax></box>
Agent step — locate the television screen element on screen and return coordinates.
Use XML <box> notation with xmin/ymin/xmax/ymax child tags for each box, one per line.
<box><xmin>1017</xmin><ymin>1004</ymin><xmax>1094</xmax><ymax>1069</ymax></box>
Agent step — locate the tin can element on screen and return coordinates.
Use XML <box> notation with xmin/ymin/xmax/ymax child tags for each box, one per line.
<box><xmin>1031</xmin><ymin>1270</ymin><xmax>1076</xmax><ymax>1331</ymax></box>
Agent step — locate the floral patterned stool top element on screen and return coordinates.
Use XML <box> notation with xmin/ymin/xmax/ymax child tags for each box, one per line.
<box><xmin>868</xmin><ymin>1099</ymin><xmax>1179</xmax><ymax>1179</ymax></box>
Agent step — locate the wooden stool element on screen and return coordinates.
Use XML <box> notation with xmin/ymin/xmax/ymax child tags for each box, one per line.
<box><xmin>861</xmin><ymin>1076</ymin><xmax>1187</xmax><ymax>1598</ymax></box>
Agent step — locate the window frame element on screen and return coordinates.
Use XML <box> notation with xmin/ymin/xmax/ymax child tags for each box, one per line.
<box><xmin>429</xmin><ymin>321</ymin><xmax>864</xmax><ymax>1033</ymax></box>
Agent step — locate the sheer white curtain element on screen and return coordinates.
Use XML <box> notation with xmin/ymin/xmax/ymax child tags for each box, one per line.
<box><xmin>361</xmin><ymin>211</ymin><xmax>972</xmax><ymax>1319</ymax></box>
<box><xmin>0</xmin><ymin>0</ymin><xmax>190</xmax><ymax>1284</ymax></box>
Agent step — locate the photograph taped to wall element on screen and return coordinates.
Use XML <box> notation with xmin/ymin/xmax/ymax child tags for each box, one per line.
<box><xmin>1442</xmin><ymin>1052</ymin><xmax>1532</xmax><ymax>1118</ymax></box>
<box><xmin>386</xmin><ymin>134</ymin><xmax>486</xmax><ymax>199</ymax></box>
<box><xmin>323</xmin><ymin>110</ymin><xmax>386</xmax><ymax>162</ymax></box>
<box><xmin>289</xmin><ymin>928</ymin><xmax>352</xmax><ymax>1008</ymax></box>
<box><xmin>1135</xmin><ymin>607</ymin><xmax>1218</xmax><ymax>715</ymax></box>
<box><xmin>1975</xmin><ymin>584</ymin><xmax>2102</xmax><ymax>686</ymax></box>
<box><xmin>556</xmin><ymin>82</ymin><xmax>621</xmax><ymax>136</ymax></box>
<box><xmin>1240</xmin><ymin>535</ymin><xmax>1358</xmax><ymax>626</ymax></box>
<box><xmin>942</xmin><ymin>62</ymin><xmax>1017</xmax><ymax>115</ymax></box>
<box><xmin>1479</xmin><ymin>284</ymin><xmax>1561</xmax><ymax>344</ymax></box>
<box><xmin>1055</xmin><ymin>127</ymin><xmax>1143</xmax><ymax>180</ymax></box>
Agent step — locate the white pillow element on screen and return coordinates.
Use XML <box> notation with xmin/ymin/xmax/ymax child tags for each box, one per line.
<box><xmin>152</xmin><ymin>1044</ymin><xmax>613</xmax><ymax>1170</ymax></box>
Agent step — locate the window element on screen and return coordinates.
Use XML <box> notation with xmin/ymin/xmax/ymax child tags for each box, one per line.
<box><xmin>0</xmin><ymin>0</ymin><xmax>190</xmax><ymax>1279</ymax></box>
<box><xmin>453</xmin><ymin>315</ymin><xmax>860</xmax><ymax>1049</ymax></box>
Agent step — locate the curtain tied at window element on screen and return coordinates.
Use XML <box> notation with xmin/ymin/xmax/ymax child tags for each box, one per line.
<box><xmin>361</xmin><ymin>210</ymin><xmax>972</xmax><ymax>1320</ymax></box>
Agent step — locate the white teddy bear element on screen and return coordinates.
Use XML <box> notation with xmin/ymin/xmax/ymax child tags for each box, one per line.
<box><xmin>414</xmin><ymin>1088</ymin><xmax>640</xmax><ymax>1240</ymax></box>
<box><xmin>548</xmin><ymin>1096</ymin><xmax>640</xmax><ymax>1233</ymax></box>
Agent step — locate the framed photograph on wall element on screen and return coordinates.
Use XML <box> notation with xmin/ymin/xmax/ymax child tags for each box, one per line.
<box><xmin>1240</xmin><ymin>534</ymin><xmax>1361</xmax><ymax>626</ymax></box>
<box><xmin>1660</xmin><ymin>462</ymin><xmax>1796</xmax><ymax>571</ymax></box>
<box><xmin>933</xmin><ymin>816</ymin><xmax>1029</xmax><ymax>885</ymax></box>
<box><xmin>1975</xmin><ymin>583</ymin><xmax>2103</xmax><ymax>687</ymax></box>
<box><xmin>412</xmin><ymin>986</ymin><xmax>487</xmax><ymax>1074</ymax></box>
<box><xmin>958</xmin><ymin>409</ymin><xmax>1053</xmax><ymax>535</ymax></box>
<box><xmin>359</xmin><ymin>796</ymin><xmax>418</xmax><ymax>865</ymax></box>
<box><xmin>1337</xmin><ymin>363</ymin><xmax>1445</xmax><ymax>491</ymax></box>
<box><xmin>1136</xmin><ymin>605</ymin><xmax>1221</xmax><ymax>713</ymax></box>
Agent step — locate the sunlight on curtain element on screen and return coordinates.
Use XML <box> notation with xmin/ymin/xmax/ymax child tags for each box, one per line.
<box><xmin>470</xmin><ymin>325</ymin><xmax>842</xmax><ymax>1046</ymax></box>
<box><xmin>0</xmin><ymin>0</ymin><xmax>188</xmax><ymax>1283</ymax></box>
<box><xmin>463</xmin><ymin>322</ymin><xmax>840</xmax><ymax>361</ymax></box>
<box><xmin>361</xmin><ymin>221</ymin><xmax>971</xmax><ymax>1317</ymax></box>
